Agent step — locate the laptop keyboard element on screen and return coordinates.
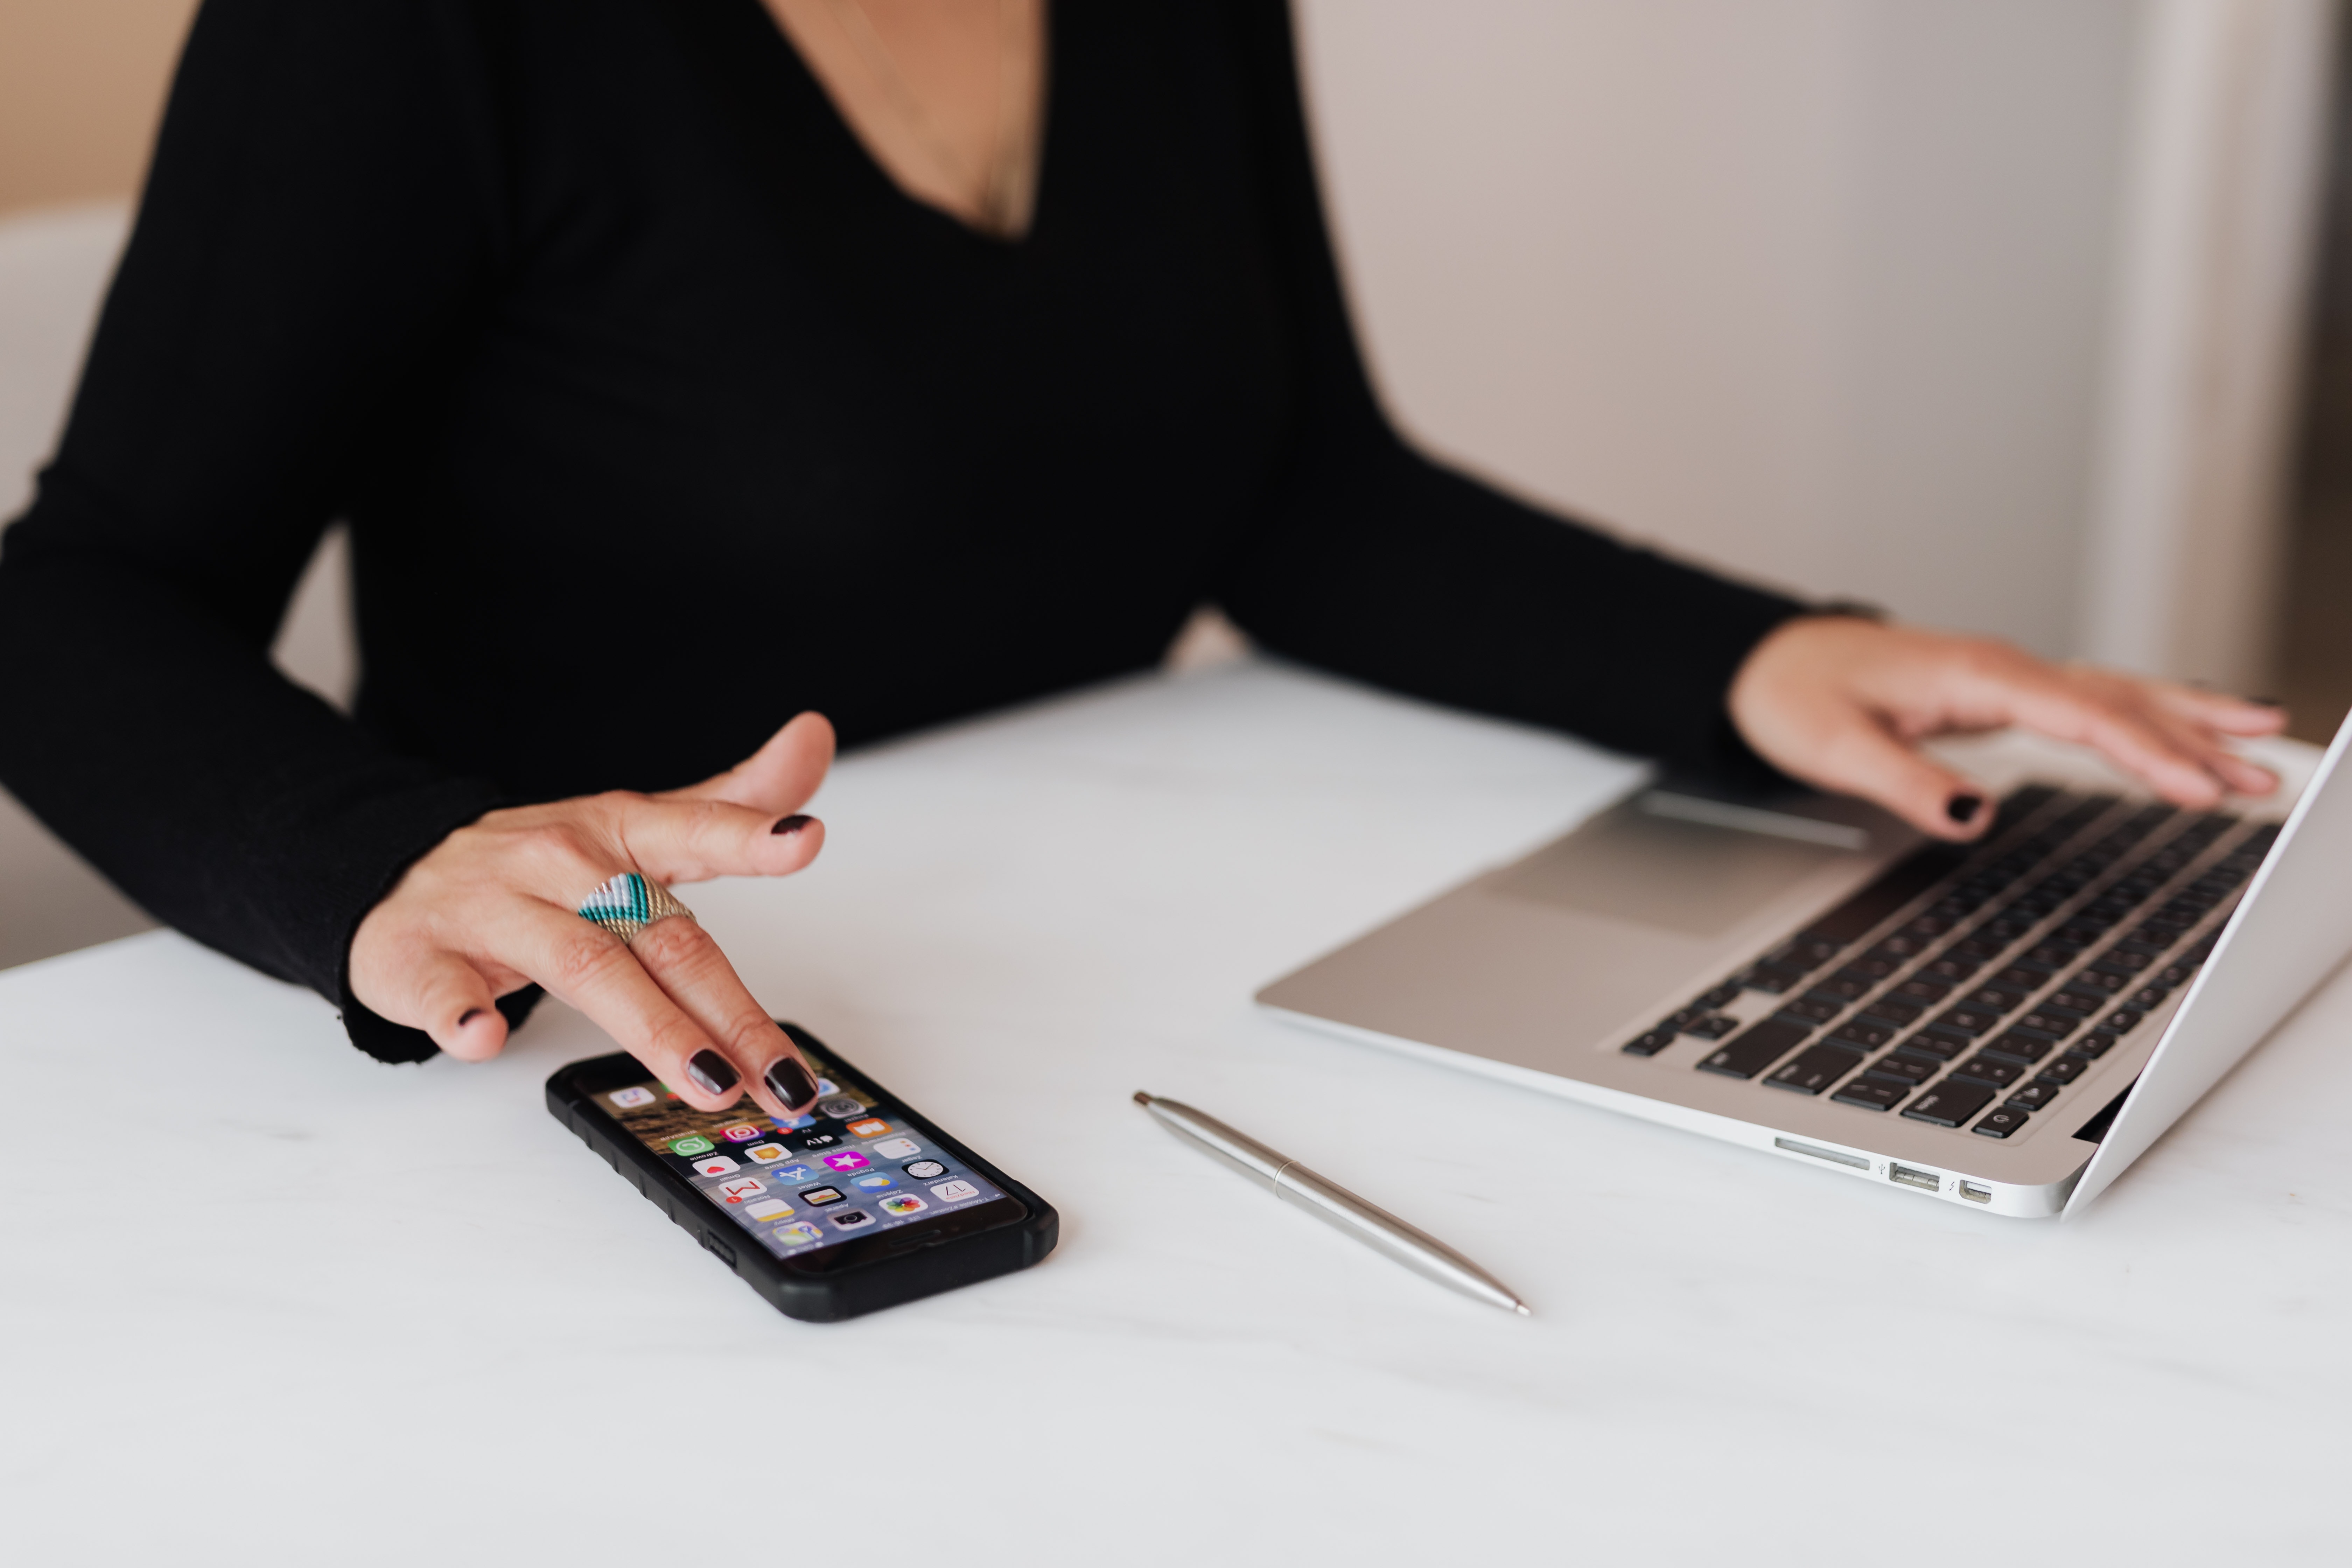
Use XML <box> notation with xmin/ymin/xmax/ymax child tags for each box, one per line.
<box><xmin>1619</xmin><ymin>787</ymin><xmax>2278</xmax><ymax>1141</ymax></box>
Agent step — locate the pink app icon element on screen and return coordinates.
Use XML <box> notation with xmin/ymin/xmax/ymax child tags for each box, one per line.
<box><xmin>822</xmin><ymin>1149</ymin><xmax>870</xmax><ymax>1173</ymax></box>
<box><xmin>720</xmin><ymin>1124</ymin><xmax>763</xmax><ymax>1143</ymax></box>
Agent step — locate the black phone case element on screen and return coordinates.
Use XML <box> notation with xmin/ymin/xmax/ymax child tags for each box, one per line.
<box><xmin>545</xmin><ymin>1025</ymin><xmax>1057</xmax><ymax>1322</ymax></box>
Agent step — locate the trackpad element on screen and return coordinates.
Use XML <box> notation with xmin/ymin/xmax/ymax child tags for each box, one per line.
<box><xmin>1490</xmin><ymin>801</ymin><xmax>1855</xmax><ymax>938</ymax></box>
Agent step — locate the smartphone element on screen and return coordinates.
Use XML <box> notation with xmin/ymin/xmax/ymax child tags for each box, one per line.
<box><xmin>545</xmin><ymin>1024</ymin><xmax>1056</xmax><ymax>1321</ymax></box>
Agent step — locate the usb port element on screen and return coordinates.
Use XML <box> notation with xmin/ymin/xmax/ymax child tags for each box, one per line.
<box><xmin>1889</xmin><ymin>1163</ymin><xmax>1940</xmax><ymax>1192</ymax></box>
<box><xmin>1958</xmin><ymin>1181</ymin><xmax>1992</xmax><ymax>1204</ymax></box>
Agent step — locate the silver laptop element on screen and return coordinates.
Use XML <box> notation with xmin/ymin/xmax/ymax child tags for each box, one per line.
<box><xmin>1258</xmin><ymin>711</ymin><xmax>2352</xmax><ymax>1217</ymax></box>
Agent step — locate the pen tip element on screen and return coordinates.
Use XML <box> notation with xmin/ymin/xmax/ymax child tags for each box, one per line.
<box><xmin>1132</xmin><ymin>1090</ymin><xmax>1153</xmax><ymax>1106</ymax></box>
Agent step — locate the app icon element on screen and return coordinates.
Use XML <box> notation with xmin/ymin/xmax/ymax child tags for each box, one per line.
<box><xmin>846</xmin><ymin>1117</ymin><xmax>891</xmax><ymax>1139</ymax></box>
<box><xmin>801</xmin><ymin>1185</ymin><xmax>846</xmax><ymax>1206</ymax></box>
<box><xmin>816</xmin><ymin>1078</ymin><xmax>839</xmax><ymax>1096</ymax></box>
<box><xmin>816</xmin><ymin>1096</ymin><xmax>864</xmax><ymax>1119</ymax></box>
<box><xmin>903</xmin><ymin>1158</ymin><xmax>947</xmax><ymax>1180</ymax></box>
<box><xmin>743</xmin><ymin>1198</ymin><xmax>794</xmax><ymax>1222</ymax></box>
<box><xmin>721</xmin><ymin>1124</ymin><xmax>763</xmax><ymax>1143</ymax></box>
<box><xmin>692</xmin><ymin>1155</ymin><xmax>740</xmax><ymax>1177</ymax></box>
<box><xmin>828</xmin><ymin>1209</ymin><xmax>876</xmax><ymax>1231</ymax></box>
<box><xmin>930</xmin><ymin>1180</ymin><xmax>980</xmax><ymax>1203</ymax></box>
<box><xmin>774</xmin><ymin>1222</ymin><xmax>823</xmax><ymax>1247</ymax></box>
<box><xmin>715</xmin><ymin>1176</ymin><xmax>767</xmax><ymax>1204</ymax></box>
<box><xmin>852</xmin><ymin>1173</ymin><xmax>894</xmax><ymax>1191</ymax></box>
<box><xmin>870</xmin><ymin>1137</ymin><xmax>921</xmax><ymax>1160</ymax></box>
<box><xmin>879</xmin><ymin>1194</ymin><xmax>927</xmax><ymax>1216</ymax></box>
<box><xmin>770</xmin><ymin>1163</ymin><xmax>818</xmax><ymax>1184</ymax></box>
<box><xmin>822</xmin><ymin>1149</ymin><xmax>871</xmax><ymax>1173</ymax></box>
<box><xmin>670</xmin><ymin>1135</ymin><xmax>715</xmax><ymax>1157</ymax></box>
<box><xmin>797</xmin><ymin>1133</ymin><xmax>842</xmax><ymax>1153</ymax></box>
<box><xmin>607</xmin><ymin>1086</ymin><xmax>656</xmax><ymax>1109</ymax></box>
<box><xmin>744</xmin><ymin>1143</ymin><xmax>789</xmax><ymax>1164</ymax></box>
<box><xmin>773</xmin><ymin>1113</ymin><xmax>816</xmax><ymax>1132</ymax></box>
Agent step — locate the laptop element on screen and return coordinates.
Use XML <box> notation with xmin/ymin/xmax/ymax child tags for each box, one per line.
<box><xmin>1257</xmin><ymin>712</ymin><xmax>2352</xmax><ymax>1217</ymax></box>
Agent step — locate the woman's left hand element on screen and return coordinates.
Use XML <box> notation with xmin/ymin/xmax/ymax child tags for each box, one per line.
<box><xmin>1727</xmin><ymin>616</ymin><xmax>2287</xmax><ymax>841</ymax></box>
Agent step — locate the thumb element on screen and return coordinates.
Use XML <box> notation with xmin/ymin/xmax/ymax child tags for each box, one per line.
<box><xmin>1780</xmin><ymin>712</ymin><xmax>1990</xmax><ymax>842</ymax></box>
<box><xmin>668</xmin><ymin>710</ymin><xmax>836</xmax><ymax>813</ymax></box>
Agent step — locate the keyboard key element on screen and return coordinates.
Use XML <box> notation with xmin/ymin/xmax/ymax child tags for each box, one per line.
<box><xmin>1994</xmin><ymin>965</ymin><xmax>2051</xmax><ymax>989</ymax></box>
<box><xmin>1622</xmin><ymin>1031</ymin><xmax>1677</xmax><ymax>1056</ymax></box>
<box><xmin>2128</xmin><ymin>985</ymin><xmax>2169</xmax><ymax>1010</ymax></box>
<box><xmin>1832</xmin><ymin>1076</ymin><xmax>1908</xmax><ymax>1111</ymax></box>
<box><xmin>2155</xmin><ymin>958</ymin><xmax>2203</xmax><ymax>988</ymax></box>
<box><xmin>1840</xmin><ymin>956</ymin><xmax>1899</xmax><ymax>981</ymax></box>
<box><xmin>1973</xmin><ymin>1107</ymin><xmax>2031</xmax><ymax>1139</ymax></box>
<box><xmin>1921</xmin><ymin>956</ymin><xmax>1981</xmax><ymax>985</ymax></box>
<box><xmin>1869</xmin><ymin>1049</ymin><xmax>1940</xmax><ymax>1085</ymax></box>
<box><xmin>1697</xmin><ymin>981</ymin><xmax>1745</xmax><ymax>1010</ymax></box>
<box><xmin>1764</xmin><ymin>1043</ymin><xmax>1867</xmax><ymax>1095</ymax></box>
<box><xmin>2069</xmin><ymin>1030</ymin><xmax>2121</xmax><ymax>1060</ymax></box>
<box><xmin>2049</xmin><ymin>988</ymin><xmax>2108</xmax><ymax>1015</ymax></box>
<box><xmin>1982</xmin><ymin>1031</ymin><xmax>2055</xmax><ymax>1065</ymax></box>
<box><xmin>1903</xmin><ymin>1081</ymin><xmax>1997</xmax><ymax>1127</ymax></box>
<box><xmin>1829</xmin><ymin>1018</ymin><xmax>1896</xmax><ymax>1051</ymax></box>
<box><xmin>1743</xmin><ymin>963</ymin><xmax>1806</xmax><ymax>994</ymax></box>
<box><xmin>1905</xmin><ymin>1029</ymin><xmax>1969</xmax><ymax>1062</ymax></box>
<box><xmin>1806</xmin><ymin>843</ymin><xmax>1973</xmax><ymax>943</ymax></box>
<box><xmin>2016</xmin><ymin>1009</ymin><xmax>2080</xmax><ymax>1038</ymax></box>
<box><xmin>1951</xmin><ymin>1055</ymin><xmax>2024</xmax><ymax>1088</ymax></box>
<box><xmin>1780</xmin><ymin>996</ymin><xmax>1844</xmax><ymax>1026</ymax></box>
<box><xmin>2101</xmin><ymin>1008</ymin><xmax>2143</xmax><ymax>1034</ymax></box>
<box><xmin>2091</xmin><ymin>954</ymin><xmax>2150</xmax><ymax>980</ymax></box>
<box><xmin>1933</xmin><ymin>1006</ymin><xmax>2000</xmax><ymax>1037</ymax></box>
<box><xmin>1699</xmin><ymin>1018</ymin><xmax>1813</xmax><ymax>1079</ymax></box>
<box><xmin>2034</xmin><ymin>1057</ymin><xmax>2086</xmax><ymax>1085</ymax></box>
<box><xmin>1869</xmin><ymin>935</ymin><xmax>1930</xmax><ymax>961</ymax></box>
<box><xmin>1678</xmin><ymin>1013</ymin><xmax>1740</xmax><ymax>1040</ymax></box>
<box><xmin>2005</xmin><ymin>1083</ymin><xmax>2063</xmax><ymax>1112</ymax></box>
<box><xmin>1774</xmin><ymin>934</ymin><xmax>1846</xmax><ymax>971</ymax></box>
<box><xmin>1963</xmin><ymin>985</ymin><xmax>2030</xmax><ymax>1015</ymax></box>
<box><xmin>1810</xmin><ymin>973</ymin><xmax>1874</xmax><ymax>1002</ymax></box>
<box><xmin>1859</xmin><ymin>997</ymin><xmax>1926</xmax><ymax>1028</ymax></box>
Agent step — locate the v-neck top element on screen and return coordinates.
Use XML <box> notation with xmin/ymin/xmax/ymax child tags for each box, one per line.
<box><xmin>0</xmin><ymin>0</ymin><xmax>1803</xmax><ymax>1062</ymax></box>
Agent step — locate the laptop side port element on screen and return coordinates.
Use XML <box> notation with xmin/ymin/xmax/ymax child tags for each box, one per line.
<box><xmin>1958</xmin><ymin>1181</ymin><xmax>1992</xmax><ymax>1204</ymax></box>
<box><xmin>1774</xmin><ymin>1136</ymin><xmax>1869</xmax><ymax>1170</ymax></box>
<box><xmin>1888</xmin><ymin>1163</ymin><xmax>1940</xmax><ymax>1192</ymax></box>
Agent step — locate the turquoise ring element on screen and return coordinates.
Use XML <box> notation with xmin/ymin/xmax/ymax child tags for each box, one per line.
<box><xmin>575</xmin><ymin>872</ymin><xmax>695</xmax><ymax>945</ymax></box>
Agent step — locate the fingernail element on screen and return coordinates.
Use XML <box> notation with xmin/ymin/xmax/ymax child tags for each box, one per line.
<box><xmin>1947</xmin><ymin>794</ymin><xmax>1983</xmax><ymax>825</ymax></box>
<box><xmin>458</xmin><ymin>1008</ymin><xmax>486</xmax><ymax>1027</ymax></box>
<box><xmin>764</xmin><ymin>1055</ymin><xmax>819</xmax><ymax>1111</ymax></box>
<box><xmin>686</xmin><ymin>1050</ymin><xmax>740</xmax><ymax>1096</ymax></box>
<box><xmin>771</xmin><ymin>814</ymin><xmax>813</xmax><ymax>836</ymax></box>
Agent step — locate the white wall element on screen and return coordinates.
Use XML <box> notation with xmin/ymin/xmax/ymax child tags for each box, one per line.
<box><xmin>1295</xmin><ymin>0</ymin><xmax>2317</xmax><ymax>678</ymax></box>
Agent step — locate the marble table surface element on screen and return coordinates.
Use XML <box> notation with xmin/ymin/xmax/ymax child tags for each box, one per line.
<box><xmin>5</xmin><ymin>660</ymin><xmax>2348</xmax><ymax>1565</ymax></box>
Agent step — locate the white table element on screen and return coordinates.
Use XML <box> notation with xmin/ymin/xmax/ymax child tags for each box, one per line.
<box><xmin>5</xmin><ymin>661</ymin><xmax>2348</xmax><ymax>1565</ymax></box>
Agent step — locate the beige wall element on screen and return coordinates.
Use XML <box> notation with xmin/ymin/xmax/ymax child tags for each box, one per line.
<box><xmin>0</xmin><ymin>0</ymin><xmax>198</xmax><ymax>216</ymax></box>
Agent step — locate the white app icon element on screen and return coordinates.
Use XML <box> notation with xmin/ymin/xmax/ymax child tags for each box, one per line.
<box><xmin>870</xmin><ymin>1137</ymin><xmax>921</xmax><ymax>1160</ymax></box>
<box><xmin>693</xmin><ymin>1155</ymin><xmax>740</xmax><ymax>1177</ymax></box>
<box><xmin>742</xmin><ymin>1198</ymin><xmax>794</xmax><ymax>1222</ymax></box>
<box><xmin>744</xmin><ymin>1143</ymin><xmax>789</xmax><ymax>1164</ymax></box>
<box><xmin>608</xmin><ymin>1086</ymin><xmax>656</xmax><ymax>1108</ymax></box>
<box><xmin>716</xmin><ymin>1176</ymin><xmax>767</xmax><ymax>1204</ymax></box>
<box><xmin>930</xmin><ymin>1180</ymin><xmax>980</xmax><ymax>1203</ymax></box>
<box><xmin>816</xmin><ymin>1096</ymin><xmax>864</xmax><ymax>1119</ymax></box>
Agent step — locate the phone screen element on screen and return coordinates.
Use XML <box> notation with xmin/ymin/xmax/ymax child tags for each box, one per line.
<box><xmin>584</xmin><ymin>1046</ymin><xmax>1010</xmax><ymax>1264</ymax></box>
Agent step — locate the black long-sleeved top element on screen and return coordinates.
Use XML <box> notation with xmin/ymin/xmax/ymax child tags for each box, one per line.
<box><xmin>0</xmin><ymin>0</ymin><xmax>1804</xmax><ymax>1063</ymax></box>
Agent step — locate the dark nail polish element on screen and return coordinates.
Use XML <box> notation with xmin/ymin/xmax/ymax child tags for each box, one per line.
<box><xmin>771</xmin><ymin>814</ymin><xmax>813</xmax><ymax>835</ymax></box>
<box><xmin>765</xmin><ymin>1055</ymin><xmax>819</xmax><ymax>1110</ymax></box>
<box><xmin>1947</xmin><ymin>793</ymin><xmax>1983</xmax><ymax>825</ymax></box>
<box><xmin>686</xmin><ymin>1049</ymin><xmax>740</xmax><ymax>1096</ymax></box>
<box><xmin>458</xmin><ymin>1008</ymin><xmax>486</xmax><ymax>1027</ymax></box>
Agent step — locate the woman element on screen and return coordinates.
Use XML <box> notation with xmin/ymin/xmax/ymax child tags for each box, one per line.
<box><xmin>0</xmin><ymin>0</ymin><xmax>2283</xmax><ymax>1131</ymax></box>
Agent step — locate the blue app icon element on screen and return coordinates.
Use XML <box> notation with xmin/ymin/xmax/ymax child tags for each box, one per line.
<box><xmin>772</xmin><ymin>1164</ymin><xmax>819</xmax><ymax>1183</ymax></box>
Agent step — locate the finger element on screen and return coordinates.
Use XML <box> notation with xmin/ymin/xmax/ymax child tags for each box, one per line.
<box><xmin>2133</xmin><ymin>701</ymin><xmax>2281</xmax><ymax>798</ymax></box>
<box><xmin>599</xmin><ymin>794</ymin><xmax>826</xmax><ymax>889</ymax></box>
<box><xmin>628</xmin><ymin>913</ymin><xmax>822</xmax><ymax>1120</ymax></box>
<box><xmin>2148</xmin><ymin>684</ymin><xmax>2290</xmax><ymax>737</ymax></box>
<box><xmin>1990</xmin><ymin>676</ymin><xmax>2230</xmax><ymax>807</ymax></box>
<box><xmin>489</xmin><ymin>900</ymin><xmax>747</xmax><ymax>1112</ymax></box>
<box><xmin>385</xmin><ymin>947</ymin><xmax>509</xmax><ymax>1061</ymax></box>
<box><xmin>1783</xmin><ymin>709</ymin><xmax>1993</xmax><ymax>841</ymax></box>
<box><xmin>668</xmin><ymin>711</ymin><xmax>836</xmax><ymax>814</ymax></box>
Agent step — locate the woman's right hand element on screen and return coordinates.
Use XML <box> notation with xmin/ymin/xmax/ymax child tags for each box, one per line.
<box><xmin>349</xmin><ymin>712</ymin><xmax>837</xmax><ymax>1122</ymax></box>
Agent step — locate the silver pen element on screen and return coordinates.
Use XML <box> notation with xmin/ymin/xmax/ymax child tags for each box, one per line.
<box><xmin>1133</xmin><ymin>1091</ymin><xmax>1532</xmax><ymax>1316</ymax></box>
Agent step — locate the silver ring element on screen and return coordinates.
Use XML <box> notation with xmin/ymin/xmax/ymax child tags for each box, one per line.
<box><xmin>575</xmin><ymin>872</ymin><xmax>695</xmax><ymax>945</ymax></box>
